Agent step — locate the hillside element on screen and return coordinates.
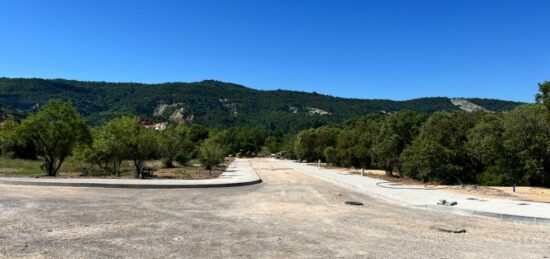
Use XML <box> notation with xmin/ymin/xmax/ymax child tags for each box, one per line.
<box><xmin>0</xmin><ymin>77</ymin><xmax>524</xmax><ymax>132</ymax></box>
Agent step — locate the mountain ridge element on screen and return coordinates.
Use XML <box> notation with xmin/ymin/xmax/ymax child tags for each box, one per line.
<box><xmin>0</xmin><ymin>77</ymin><xmax>525</xmax><ymax>133</ymax></box>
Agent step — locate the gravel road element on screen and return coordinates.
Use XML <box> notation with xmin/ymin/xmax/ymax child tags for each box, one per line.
<box><xmin>0</xmin><ymin>158</ymin><xmax>548</xmax><ymax>258</ymax></box>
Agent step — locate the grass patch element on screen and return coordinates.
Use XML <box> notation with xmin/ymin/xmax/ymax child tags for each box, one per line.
<box><xmin>0</xmin><ymin>157</ymin><xmax>233</xmax><ymax>179</ymax></box>
<box><xmin>0</xmin><ymin>158</ymin><xmax>43</xmax><ymax>176</ymax></box>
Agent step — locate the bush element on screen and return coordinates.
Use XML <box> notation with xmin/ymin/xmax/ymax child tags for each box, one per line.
<box><xmin>199</xmin><ymin>138</ymin><xmax>225</xmax><ymax>170</ymax></box>
<box><xmin>174</xmin><ymin>150</ymin><xmax>192</xmax><ymax>166</ymax></box>
<box><xmin>323</xmin><ymin>146</ymin><xmax>338</xmax><ymax>165</ymax></box>
<box><xmin>476</xmin><ymin>167</ymin><xmax>510</xmax><ymax>186</ymax></box>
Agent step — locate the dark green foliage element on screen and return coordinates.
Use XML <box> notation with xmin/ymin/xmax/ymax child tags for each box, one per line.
<box><xmin>0</xmin><ymin>78</ymin><xmax>522</xmax><ymax>133</ymax></box>
<box><xmin>79</xmin><ymin>117</ymin><xmax>161</xmax><ymax>177</ymax></box>
<box><xmin>263</xmin><ymin>136</ymin><xmax>283</xmax><ymax>154</ymax></box>
<box><xmin>174</xmin><ymin>150</ymin><xmax>192</xmax><ymax>166</ymax></box>
<box><xmin>466</xmin><ymin>98</ymin><xmax>525</xmax><ymax>112</ymax></box>
<box><xmin>323</xmin><ymin>146</ymin><xmax>338</xmax><ymax>164</ymax></box>
<box><xmin>17</xmin><ymin>100</ymin><xmax>91</xmax><ymax>176</ymax></box>
<box><xmin>330</xmin><ymin>116</ymin><xmax>383</xmax><ymax>168</ymax></box>
<box><xmin>372</xmin><ymin>111</ymin><xmax>426</xmax><ymax>175</ymax></box>
<box><xmin>210</xmin><ymin>127</ymin><xmax>267</xmax><ymax>156</ymax></box>
<box><xmin>1</xmin><ymin>78</ymin><xmax>548</xmax><ymax>187</ymax></box>
<box><xmin>199</xmin><ymin>138</ymin><xmax>225</xmax><ymax>170</ymax></box>
<box><xmin>294</xmin><ymin>129</ymin><xmax>318</xmax><ymax>162</ymax></box>
<box><xmin>160</xmin><ymin>124</ymin><xmax>201</xmax><ymax>167</ymax></box>
<box><xmin>501</xmin><ymin>105</ymin><xmax>550</xmax><ymax>186</ymax></box>
<box><xmin>294</xmin><ymin>127</ymin><xmax>341</xmax><ymax>162</ymax></box>
<box><xmin>400</xmin><ymin>112</ymin><xmax>482</xmax><ymax>184</ymax></box>
<box><xmin>535</xmin><ymin>79</ymin><xmax>550</xmax><ymax>138</ymax></box>
<box><xmin>535</xmin><ymin>81</ymin><xmax>550</xmax><ymax>111</ymax></box>
<box><xmin>466</xmin><ymin>115</ymin><xmax>510</xmax><ymax>185</ymax></box>
<box><xmin>0</xmin><ymin>116</ymin><xmax>37</xmax><ymax>159</ymax></box>
<box><xmin>466</xmin><ymin>105</ymin><xmax>550</xmax><ymax>186</ymax></box>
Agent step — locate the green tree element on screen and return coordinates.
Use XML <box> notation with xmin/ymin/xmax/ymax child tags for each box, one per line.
<box><xmin>466</xmin><ymin>114</ymin><xmax>510</xmax><ymax>185</ymax></box>
<box><xmin>294</xmin><ymin>129</ymin><xmax>317</xmax><ymax>161</ymax></box>
<box><xmin>187</xmin><ymin>124</ymin><xmax>209</xmax><ymax>143</ymax></box>
<box><xmin>400</xmin><ymin>112</ymin><xmax>482</xmax><ymax>183</ymax></box>
<box><xmin>282</xmin><ymin>134</ymin><xmax>297</xmax><ymax>159</ymax></box>
<box><xmin>83</xmin><ymin>117</ymin><xmax>160</xmax><ymax>177</ymax></box>
<box><xmin>535</xmin><ymin>81</ymin><xmax>550</xmax><ymax>113</ymax></box>
<box><xmin>160</xmin><ymin>125</ymin><xmax>194</xmax><ymax>167</ymax></box>
<box><xmin>80</xmin><ymin>118</ymin><xmax>137</xmax><ymax>176</ymax></box>
<box><xmin>372</xmin><ymin>111</ymin><xmax>426</xmax><ymax>176</ymax></box>
<box><xmin>232</xmin><ymin>127</ymin><xmax>268</xmax><ymax>155</ymax></box>
<box><xmin>118</xmin><ymin>117</ymin><xmax>160</xmax><ymax>177</ymax></box>
<box><xmin>0</xmin><ymin>116</ymin><xmax>36</xmax><ymax>159</ymax></box>
<box><xmin>323</xmin><ymin>146</ymin><xmax>338</xmax><ymax>164</ymax></box>
<box><xmin>263</xmin><ymin>136</ymin><xmax>282</xmax><ymax>154</ymax></box>
<box><xmin>198</xmin><ymin>138</ymin><xmax>225</xmax><ymax>170</ymax></box>
<box><xmin>18</xmin><ymin>100</ymin><xmax>90</xmax><ymax>176</ymax></box>
<box><xmin>334</xmin><ymin>115</ymin><xmax>382</xmax><ymax>168</ymax></box>
<box><xmin>501</xmin><ymin>105</ymin><xmax>550</xmax><ymax>186</ymax></box>
<box><xmin>294</xmin><ymin>127</ymin><xmax>340</xmax><ymax>162</ymax></box>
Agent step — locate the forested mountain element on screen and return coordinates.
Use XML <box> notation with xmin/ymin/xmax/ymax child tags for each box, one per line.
<box><xmin>0</xmin><ymin>77</ymin><xmax>524</xmax><ymax>132</ymax></box>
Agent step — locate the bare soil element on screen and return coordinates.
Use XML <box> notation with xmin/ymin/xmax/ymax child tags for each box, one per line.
<box><xmin>446</xmin><ymin>185</ymin><xmax>550</xmax><ymax>203</ymax></box>
<box><xmin>0</xmin><ymin>159</ymin><xmax>232</xmax><ymax>180</ymax></box>
<box><xmin>0</xmin><ymin>158</ymin><xmax>549</xmax><ymax>258</ymax></box>
<box><xmin>318</xmin><ymin>163</ymin><xmax>550</xmax><ymax>203</ymax></box>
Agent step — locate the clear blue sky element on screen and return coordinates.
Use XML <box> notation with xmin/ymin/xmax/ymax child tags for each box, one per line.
<box><xmin>1</xmin><ymin>0</ymin><xmax>549</xmax><ymax>102</ymax></box>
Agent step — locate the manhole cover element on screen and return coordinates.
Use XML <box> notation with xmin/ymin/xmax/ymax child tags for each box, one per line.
<box><xmin>345</xmin><ymin>201</ymin><xmax>364</xmax><ymax>206</ymax></box>
<box><xmin>517</xmin><ymin>203</ymin><xmax>530</xmax><ymax>206</ymax></box>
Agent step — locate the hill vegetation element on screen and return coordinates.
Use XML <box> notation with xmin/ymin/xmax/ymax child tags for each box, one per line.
<box><xmin>2</xmin><ymin>77</ymin><xmax>547</xmax><ymax>187</ymax></box>
<box><xmin>0</xmin><ymin>77</ymin><xmax>523</xmax><ymax>132</ymax></box>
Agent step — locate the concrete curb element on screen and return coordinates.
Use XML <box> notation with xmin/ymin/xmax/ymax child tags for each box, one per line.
<box><xmin>0</xmin><ymin>159</ymin><xmax>262</xmax><ymax>189</ymax></box>
<box><xmin>417</xmin><ymin>205</ymin><xmax>550</xmax><ymax>226</ymax></box>
<box><xmin>281</xmin><ymin>160</ymin><xmax>550</xmax><ymax>226</ymax></box>
<box><xmin>0</xmin><ymin>178</ymin><xmax>262</xmax><ymax>189</ymax></box>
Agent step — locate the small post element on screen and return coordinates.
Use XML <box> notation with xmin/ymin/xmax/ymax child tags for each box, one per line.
<box><xmin>318</xmin><ymin>159</ymin><xmax>321</xmax><ymax>167</ymax></box>
<box><xmin>513</xmin><ymin>182</ymin><xmax>516</xmax><ymax>193</ymax></box>
<box><xmin>361</xmin><ymin>168</ymin><xmax>364</xmax><ymax>176</ymax></box>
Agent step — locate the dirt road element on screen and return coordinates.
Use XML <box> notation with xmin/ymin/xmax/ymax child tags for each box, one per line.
<box><xmin>0</xmin><ymin>158</ymin><xmax>548</xmax><ymax>258</ymax></box>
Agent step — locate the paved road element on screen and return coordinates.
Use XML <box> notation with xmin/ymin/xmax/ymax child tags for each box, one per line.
<box><xmin>276</xmin><ymin>159</ymin><xmax>550</xmax><ymax>223</ymax></box>
<box><xmin>0</xmin><ymin>158</ymin><xmax>549</xmax><ymax>258</ymax></box>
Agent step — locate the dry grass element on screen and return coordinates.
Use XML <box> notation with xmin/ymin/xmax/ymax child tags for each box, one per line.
<box><xmin>0</xmin><ymin>157</ymin><xmax>233</xmax><ymax>180</ymax></box>
<box><xmin>318</xmin><ymin>162</ymin><xmax>550</xmax><ymax>203</ymax></box>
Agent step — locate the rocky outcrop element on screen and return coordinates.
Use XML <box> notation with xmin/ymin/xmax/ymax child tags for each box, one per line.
<box><xmin>450</xmin><ymin>99</ymin><xmax>490</xmax><ymax>112</ymax></box>
<box><xmin>153</xmin><ymin>103</ymin><xmax>193</xmax><ymax>123</ymax></box>
<box><xmin>306</xmin><ymin>107</ymin><xmax>331</xmax><ymax>115</ymax></box>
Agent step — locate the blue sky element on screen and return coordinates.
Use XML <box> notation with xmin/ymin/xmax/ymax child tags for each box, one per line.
<box><xmin>1</xmin><ymin>0</ymin><xmax>548</xmax><ymax>102</ymax></box>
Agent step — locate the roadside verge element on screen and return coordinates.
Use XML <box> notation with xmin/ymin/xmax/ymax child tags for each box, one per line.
<box><xmin>0</xmin><ymin>159</ymin><xmax>262</xmax><ymax>189</ymax></box>
<box><xmin>276</xmin><ymin>159</ymin><xmax>550</xmax><ymax>226</ymax></box>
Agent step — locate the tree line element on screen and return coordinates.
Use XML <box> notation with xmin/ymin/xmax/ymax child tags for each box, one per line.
<box><xmin>0</xmin><ymin>77</ymin><xmax>523</xmax><ymax>131</ymax></box>
<box><xmin>292</xmin><ymin>82</ymin><xmax>550</xmax><ymax>187</ymax></box>
<box><xmin>0</xmin><ymin>100</ymin><xmax>274</xmax><ymax>177</ymax></box>
<box><xmin>1</xmin><ymin>82</ymin><xmax>549</xmax><ymax>187</ymax></box>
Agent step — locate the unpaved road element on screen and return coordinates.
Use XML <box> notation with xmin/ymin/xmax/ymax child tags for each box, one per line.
<box><xmin>0</xmin><ymin>158</ymin><xmax>549</xmax><ymax>258</ymax></box>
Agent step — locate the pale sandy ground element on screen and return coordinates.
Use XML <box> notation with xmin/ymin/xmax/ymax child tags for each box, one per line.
<box><xmin>446</xmin><ymin>186</ymin><xmax>550</xmax><ymax>203</ymax></box>
<box><xmin>311</xmin><ymin>163</ymin><xmax>550</xmax><ymax>203</ymax></box>
<box><xmin>0</xmin><ymin>158</ymin><xmax>549</xmax><ymax>258</ymax></box>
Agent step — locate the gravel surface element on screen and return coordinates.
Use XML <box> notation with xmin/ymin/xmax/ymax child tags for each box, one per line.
<box><xmin>277</xmin><ymin>159</ymin><xmax>550</xmax><ymax>221</ymax></box>
<box><xmin>0</xmin><ymin>158</ymin><xmax>549</xmax><ymax>258</ymax></box>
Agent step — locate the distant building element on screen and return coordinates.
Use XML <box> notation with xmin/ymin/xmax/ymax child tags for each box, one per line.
<box><xmin>139</xmin><ymin>119</ymin><xmax>167</xmax><ymax>131</ymax></box>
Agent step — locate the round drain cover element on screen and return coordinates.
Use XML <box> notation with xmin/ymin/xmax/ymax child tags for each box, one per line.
<box><xmin>345</xmin><ymin>201</ymin><xmax>364</xmax><ymax>206</ymax></box>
